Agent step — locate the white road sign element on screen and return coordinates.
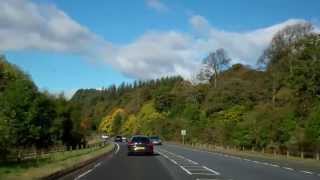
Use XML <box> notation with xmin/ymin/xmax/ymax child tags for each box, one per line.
<box><xmin>181</xmin><ymin>129</ymin><xmax>186</xmax><ymax>136</ymax></box>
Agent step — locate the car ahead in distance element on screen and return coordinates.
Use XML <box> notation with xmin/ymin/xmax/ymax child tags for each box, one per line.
<box><xmin>150</xmin><ymin>136</ymin><xmax>162</xmax><ymax>145</ymax></box>
<box><xmin>101</xmin><ymin>135</ymin><xmax>109</xmax><ymax>140</ymax></box>
<box><xmin>127</xmin><ymin>136</ymin><xmax>153</xmax><ymax>155</ymax></box>
<box><xmin>114</xmin><ymin>135</ymin><xmax>123</xmax><ymax>142</ymax></box>
<box><xmin>122</xmin><ymin>136</ymin><xmax>128</xmax><ymax>142</ymax></box>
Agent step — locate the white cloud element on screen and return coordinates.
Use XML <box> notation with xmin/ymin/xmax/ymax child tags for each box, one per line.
<box><xmin>1</xmin><ymin>0</ymin><xmax>318</xmax><ymax>81</ymax></box>
<box><xmin>104</xmin><ymin>17</ymin><xmax>313</xmax><ymax>79</ymax></box>
<box><xmin>103</xmin><ymin>31</ymin><xmax>198</xmax><ymax>79</ymax></box>
<box><xmin>189</xmin><ymin>16</ymin><xmax>310</xmax><ymax>65</ymax></box>
<box><xmin>0</xmin><ymin>0</ymin><xmax>106</xmax><ymax>55</ymax></box>
<box><xmin>146</xmin><ymin>0</ymin><xmax>169</xmax><ymax>12</ymax></box>
<box><xmin>189</xmin><ymin>15</ymin><xmax>211</xmax><ymax>33</ymax></box>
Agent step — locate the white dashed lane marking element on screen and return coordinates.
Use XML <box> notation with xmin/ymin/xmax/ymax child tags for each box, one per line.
<box><xmin>269</xmin><ymin>164</ymin><xmax>280</xmax><ymax>168</ymax></box>
<box><xmin>180</xmin><ymin>165</ymin><xmax>192</xmax><ymax>175</ymax></box>
<box><xmin>156</xmin><ymin>149</ymin><xmax>221</xmax><ymax>178</ymax></box>
<box><xmin>164</xmin><ymin>144</ymin><xmax>320</xmax><ymax>178</ymax></box>
<box><xmin>283</xmin><ymin>167</ymin><xmax>294</xmax><ymax>171</ymax></box>
<box><xmin>203</xmin><ymin>166</ymin><xmax>220</xmax><ymax>175</ymax></box>
<box><xmin>300</xmin><ymin>170</ymin><xmax>314</xmax><ymax>175</ymax></box>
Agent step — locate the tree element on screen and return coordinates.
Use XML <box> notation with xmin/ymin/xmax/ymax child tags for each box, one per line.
<box><xmin>121</xmin><ymin>115</ymin><xmax>139</xmax><ymax>135</ymax></box>
<box><xmin>0</xmin><ymin>56</ymin><xmax>94</xmax><ymax>156</ymax></box>
<box><xmin>0</xmin><ymin>78</ymin><xmax>38</xmax><ymax>150</ymax></box>
<box><xmin>99</xmin><ymin>108</ymin><xmax>127</xmax><ymax>136</ymax></box>
<box><xmin>306</xmin><ymin>102</ymin><xmax>320</xmax><ymax>152</ymax></box>
<box><xmin>259</xmin><ymin>22</ymin><xmax>314</xmax><ymax>67</ymax></box>
<box><xmin>29</xmin><ymin>93</ymin><xmax>56</xmax><ymax>149</ymax></box>
<box><xmin>258</xmin><ymin>22</ymin><xmax>314</xmax><ymax>106</ymax></box>
<box><xmin>196</xmin><ymin>63</ymin><xmax>213</xmax><ymax>84</ymax></box>
<box><xmin>199</xmin><ymin>48</ymin><xmax>231</xmax><ymax>87</ymax></box>
<box><xmin>154</xmin><ymin>93</ymin><xmax>175</xmax><ymax>112</ymax></box>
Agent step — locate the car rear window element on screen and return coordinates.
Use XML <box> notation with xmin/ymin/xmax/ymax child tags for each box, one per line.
<box><xmin>150</xmin><ymin>136</ymin><xmax>159</xmax><ymax>140</ymax></box>
<box><xmin>131</xmin><ymin>137</ymin><xmax>150</xmax><ymax>143</ymax></box>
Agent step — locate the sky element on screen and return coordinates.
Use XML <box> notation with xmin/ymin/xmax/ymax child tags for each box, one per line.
<box><xmin>1</xmin><ymin>0</ymin><xmax>320</xmax><ymax>97</ymax></box>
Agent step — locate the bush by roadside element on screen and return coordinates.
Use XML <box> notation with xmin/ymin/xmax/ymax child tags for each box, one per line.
<box><xmin>0</xmin><ymin>143</ymin><xmax>114</xmax><ymax>180</ymax></box>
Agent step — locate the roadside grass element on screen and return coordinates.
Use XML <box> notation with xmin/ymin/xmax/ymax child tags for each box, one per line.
<box><xmin>181</xmin><ymin>143</ymin><xmax>320</xmax><ymax>172</ymax></box>
<box><xmin>0</xmin><ymin>143</ymin><xmax>114</xmax><ymax>180</ymax></box>
<box><xmin>220</xmin><ymin>148</ymin><xmax>320</xmax><ymax>171</ymax></box>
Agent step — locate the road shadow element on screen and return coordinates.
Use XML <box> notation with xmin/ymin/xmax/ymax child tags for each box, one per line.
<box><xmin>127</xmin><ymin>152</ymin><xmax>160</xmax><ymax>157</ymax></box>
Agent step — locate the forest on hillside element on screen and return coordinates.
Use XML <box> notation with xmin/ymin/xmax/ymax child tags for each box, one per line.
<box><xmin>72</xmin><ymin>22</ymin><xmax>320</xmax><ymax>154</ymax></box>
<box><xmin>1</xmin><ymin>22</ymin><xmax>320</xmax><ymax>161</ymax></box>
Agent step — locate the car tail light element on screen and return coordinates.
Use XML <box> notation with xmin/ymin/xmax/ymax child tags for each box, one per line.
<box><xmin>128</xmin><ymin>141</ymin><xmax>134</xmax><ymax>146</ymax></box>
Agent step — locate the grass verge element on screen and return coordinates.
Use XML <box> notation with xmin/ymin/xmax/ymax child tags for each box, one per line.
<box><xmin>175</xmin><ymin>142</ymin><xmax>320</xmax><ymax>172</ymax></box>
<box><xmin>0</xmin><ymin>144</ymin><xmax>114</xmax><ymax>180</ymax></box>
<box><xmin>218</xmin><ymin>148</ymin><xmax>320</xmax><ymax>171</ymax></box>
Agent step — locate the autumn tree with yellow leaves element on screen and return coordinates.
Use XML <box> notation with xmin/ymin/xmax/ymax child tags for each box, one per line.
<box><xmin>99</xmin><ymin>108</ymin><xmax>127</xmax><ymax>136</ymax></box>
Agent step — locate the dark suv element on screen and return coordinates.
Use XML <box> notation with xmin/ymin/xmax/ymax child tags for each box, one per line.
<box><xmin>114</xmin><ymin>135</ymin><xmax>123</xmax><ymax>142</ymax></box>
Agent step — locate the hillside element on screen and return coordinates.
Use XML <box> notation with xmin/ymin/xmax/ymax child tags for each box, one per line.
<box><xmin>71</xmin><ymin>32</ymin><xmax>320</xmax><ymax>154</ymax></box>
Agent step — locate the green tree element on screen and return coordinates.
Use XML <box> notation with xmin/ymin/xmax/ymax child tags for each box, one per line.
<box><xmin>306</xmin><ymin>102</ymin><xmax>320</xmax><ymax>152</ymax></box>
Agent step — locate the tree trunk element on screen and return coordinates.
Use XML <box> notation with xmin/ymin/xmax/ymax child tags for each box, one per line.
<box><xmin>214</xmin><ymin>75</ymin><xmax>217</xmax><ymax>88</ymax></box>
<box><xmin>272</xmin><ymin>78</ymin><xmax>276</xmax><ymax>106</ymax></box>
<box><xmin>214</xmin><ymin>67</ymin><xmax>218</xmax><ymax>88</ymax></box>
<box><xmin>290</xmin><ymin>64</ymin><xmax>292</xmax><ymax>76</ymax></box>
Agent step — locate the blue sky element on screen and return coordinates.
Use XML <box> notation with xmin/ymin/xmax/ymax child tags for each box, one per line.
<box><xmin>2</xmin><ymin>0</ymin><xmax>320</xmax><ymax>97</ymax></box>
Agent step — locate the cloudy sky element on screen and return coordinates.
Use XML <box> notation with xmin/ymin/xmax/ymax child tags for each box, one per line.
<box><xmin>2</xmin><ymin>0</ymin><xmax>320</xmax><ymax>96</ymax></box>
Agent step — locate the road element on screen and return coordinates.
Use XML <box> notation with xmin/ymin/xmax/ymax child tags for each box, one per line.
<box><xmin>70</xmin><ymin>142</ymin><xmax>320</xmax><ymax>180</ymax></box>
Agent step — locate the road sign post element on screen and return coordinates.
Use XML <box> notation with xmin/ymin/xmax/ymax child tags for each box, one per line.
<box><xmin>181</xmin><ymin>129</ymin><xmax>186</xmax><ymax>145</ymax></box>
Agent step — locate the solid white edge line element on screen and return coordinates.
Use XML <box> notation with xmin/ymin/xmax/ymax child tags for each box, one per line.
<box><xmin>187</xmin><ymin>168</ymin><xmax>212</xmax><ymax>171</ymax></box>
<box><xmin>188</xmin><ymin>159</ymin><xmax>199</xmax><ymax>165</ymax></box>
<box><xmin>94</xmin><ymin>162</ymin><xmax>101</xmax><ymax>168</ymax></box>
<box><xmin>75</xmin><ymin>142</ymin><xmax>121</xmax><ymax>180</ymax></box>
<box><xmin>74</xmin><ymin>169</ymin><xmax>93</xmax><ymax>180</ymax></box>
<box><xmin>171</xmin><ymin>159</ymin><xmax>178</xmax><ymax>165</ymax></box>
<box><xmin>115</xmin><ymin>143</ymin><xmax>120</xmax><ymax>154</ymax></box>
<box><xmin>179</xmin><ymin>165</ymin><xmax>192</xmax><ymax>175</ymax></box>
<box><xmin>191</xmin><ymin>173</ymin><xmax>216</xmax><ymax>176</ymax></box>
<box><xmin>202</xmin><ymin>166</ymin><xmax>220</xmax><ymax>175</ymax></box>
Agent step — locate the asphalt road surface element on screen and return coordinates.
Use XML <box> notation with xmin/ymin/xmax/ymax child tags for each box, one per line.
<box><xmin>71</xmin><ymin>142</ymin><xmax>320</xmax><ymax>180</ymax></box>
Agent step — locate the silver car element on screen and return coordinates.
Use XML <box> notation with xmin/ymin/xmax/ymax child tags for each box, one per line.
<box><xmin>150</xmin><ymin>136</ymin><xmax>162</xmax><ymax>145</ymax></box>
